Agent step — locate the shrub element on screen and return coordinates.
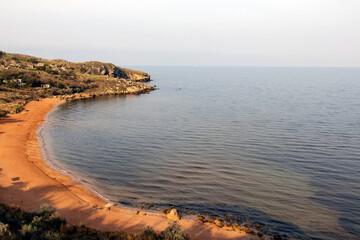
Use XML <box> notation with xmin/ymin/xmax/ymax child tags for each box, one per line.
<box><xmin>135</xmin><ymin>226</ymin><xmax>159</xmax><ymax>240</ymax></box>
<box><xmin>25</xmin><ymin>78</ymin><xmax>43</xmax><ymax>87</ymax></box>
<box><xmin>44</xmin><ymin>230</ymin><xmax>61</xmax><ymax>240</ymax></box>
<box><xmin>47</xmin><ymin>69</ymin><xmax>60</xmax><ymax>75</ymax></box>
<box><xmin>15</xmin><ymin>105</ymin><xmax>24</xmax><ymax>113</ymax></box>
<box><xmin>163</xmin><ymin>222</ymin><xmax>188</xmax><ymax>240</ymax></box>
<box><xmin>0</xmin><ymin>110</ymin><xmax>9</xmax><ymax>117</ymax></box>
<box><xmin>37</xmin><ymin>204</ymin><xmax>55</xmax><ymax>217</ymax></box>
<box><xmin>57</xmin><ymin>82</ymin><xmax>66</xmax><ymax>89</ymax></box>
<box><xmin>26</xmin><ymin>58</ymin><xmax>39</xmax><ymax>64</ymax></box>
<box><xmin>0</xmin><ymin>203</ymin><xmax>190</xmax><ymax>240</ymax></box>
<box><xmin>36</xmin><ymin>66</ymin><xmax>46</xmax><ymax>71</ymax></box>
<box><xmin>0</xmin><ymin>70</ymin><xmax>23</xmax><ymax>80</ymax></box>
<box><xmin>0</xmin><ymin>222</ymin><xmax>11</xmax><ymax>237</ymax></box>
<box><xmin>90</xmin><ymin>83</ymin><xmax>99</xmax><ymax>89</ymax></box>
<box><xmin>83</xmin><ymin>79</ymin><xmax>94</xmax><ymax>84</ymax></box>
<box><xmin>20</xmin><ymin>223</ymin><xmax>38</xmax><ymax>236</ymax></box>
<box><xmin>51</xmin><ymin>89</ymin><xmax>61</xmax><ymax>95</ymax></box>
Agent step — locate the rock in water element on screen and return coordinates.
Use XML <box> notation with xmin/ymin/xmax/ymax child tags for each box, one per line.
<box><xmin>214</xmin><ymin>220</ymin><xmax>224</xmax><ymax>228</ymax></box>
<box><xmin>167</xmin><ymin>208</ymin><xmax>180</xmax><ymax>221</ymax></box>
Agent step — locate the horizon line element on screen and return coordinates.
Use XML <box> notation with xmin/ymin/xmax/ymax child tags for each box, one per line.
<box><xmin>2</xmin><ymin>49</ymin><xmax>360</xmax><ymax>69</ymax></box>
<box><xmin>123</xmin><ymin>65</ymin><xmax>360</xmax><ymax>68</ymax></box>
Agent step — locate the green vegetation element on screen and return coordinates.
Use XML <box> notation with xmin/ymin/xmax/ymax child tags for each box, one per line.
<box><xmin>0</xmin><ymin>51</ymin><xmax>152</xmax><ymax>115</ymax></box>
<box><xmin>0</xmin><ymin>203</ymin><xmax>189</xmax><ymax>240</ymax></box>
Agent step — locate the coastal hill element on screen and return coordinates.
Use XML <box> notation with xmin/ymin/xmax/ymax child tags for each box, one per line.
<box><xmin>0</xmin><ymin>51</ymin><xmax>154</xmax><ymax>116</ymax></box>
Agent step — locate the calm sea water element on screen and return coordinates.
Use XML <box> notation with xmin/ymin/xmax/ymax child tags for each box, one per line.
<box><xmin>42</xmin><ymin>67</ymin><xmax>360</xmax><ymax>239</ymax></box>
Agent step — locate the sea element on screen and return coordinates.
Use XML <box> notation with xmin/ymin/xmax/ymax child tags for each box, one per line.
<box><xmin>41</xmin><ymin>67</ymin><xmax>360</xmax><ymax>239</ymax></box>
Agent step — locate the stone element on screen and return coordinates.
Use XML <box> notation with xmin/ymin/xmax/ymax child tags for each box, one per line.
<box><xmin>214</xmin><ymin>220</ymin><xmax>224</xmax><ymax>228</ymax></box>
<box><xmin>245</xmin><ymin>229</ymin><xmax>255</xmax><ymax>234</ymax></box>
<box><xmin>105</xmin><ymin>203</ymin><xmax>114</xmax><ymax>210</ymax></box>
<box><xmin>225</xmin><ymin>222</ymin><xmax>232</xmax><ymax>228</ymax></box>
<box><xmin>167</xmin><ymin>208</ymin><xmax>180</xmax><ymax>221</ymax></box>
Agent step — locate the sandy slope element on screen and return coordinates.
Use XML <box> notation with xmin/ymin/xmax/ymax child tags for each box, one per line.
<box><xmin>0</xmin><ymin>98</ymin><xmax>255</xmax><ymax>240</ymax></box>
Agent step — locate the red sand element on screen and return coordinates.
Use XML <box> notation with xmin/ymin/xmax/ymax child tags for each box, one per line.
<box><xmin>0</xmin><ymin>98</ymin><xmax>255</xmax><ymax>240</ymax></box>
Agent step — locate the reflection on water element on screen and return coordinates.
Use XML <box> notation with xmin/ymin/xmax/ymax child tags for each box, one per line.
<box><xmin>42</xmin><ymin>67</ymin><xmax>360</xmax><ymax>239</ymax></box>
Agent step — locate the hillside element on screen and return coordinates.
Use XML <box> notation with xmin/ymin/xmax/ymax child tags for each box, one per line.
<box><xmin>0</xmin><ymin>203</ymin><xmax>188</xmax><ymax>240</ymax></box>
<box><xmin>0</xmin><ymin>51</ymin><xmax>154</xmax><ymax>116</ymax></box>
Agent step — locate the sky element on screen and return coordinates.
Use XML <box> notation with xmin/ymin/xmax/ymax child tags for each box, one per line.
<box><xmin>1</xmin><ymin>0</ymin><xmax>359</xmax><ymax>66</ymax></box>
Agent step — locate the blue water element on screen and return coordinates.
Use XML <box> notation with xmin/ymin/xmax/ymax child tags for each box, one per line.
<box><xmin>42</xmin><ymin>67</ymin><xmax>360</xmax><ymax>239</ymax></box>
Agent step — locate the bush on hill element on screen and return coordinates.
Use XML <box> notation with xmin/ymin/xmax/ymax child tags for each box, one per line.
<box><xmin>0</xmin><ymin>203</ymin><xmax>189</xmax><ymax>240</ymax></box>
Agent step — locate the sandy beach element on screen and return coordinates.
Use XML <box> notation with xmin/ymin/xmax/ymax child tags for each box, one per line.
<box><xmin>0</xmin><ymin>98</ymin><xmax>254</xmax><ymax>240</ymax></box>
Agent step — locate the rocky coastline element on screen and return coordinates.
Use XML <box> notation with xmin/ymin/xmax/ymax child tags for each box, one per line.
<box><xmin>0</xmin><ymin>51</ymin><xmax>155</xmax><ymax>115</ymax></box>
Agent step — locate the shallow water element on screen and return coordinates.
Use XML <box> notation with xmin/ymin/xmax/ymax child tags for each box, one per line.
<box><xmin>42</xmin><ymin>67</ymin><xmax>360</xmax><ymax>239</ymax></box>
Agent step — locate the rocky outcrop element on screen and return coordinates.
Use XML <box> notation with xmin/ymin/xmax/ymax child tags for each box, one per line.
<box><xmin>0</xmin><ymin>51</ymin><xmax>151</xmax><ymax>82</ymax></box>
<box><xmin>0</xmin><ymin>51</ymin><xmax>155</xmax><ymax>114</ymax></box>
<box><xmin>76</xmin><ymin>63</ymin><xmax>150</xmax><ymax>82</ymax></box>
<box><xmin>112</xmin><ymin>67</ymin><xmax>150</xmax><ymax>82</ymax></box>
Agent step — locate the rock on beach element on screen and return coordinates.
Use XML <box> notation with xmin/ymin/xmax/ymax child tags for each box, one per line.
<box><xmin>167</xmin><ymin>208</ymin><xmax>180</xmax><ymax>221</ymax></box>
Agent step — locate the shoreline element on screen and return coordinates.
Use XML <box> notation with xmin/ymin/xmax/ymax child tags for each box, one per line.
<box><xmin>37</xmin><ymin>102</ymin><xmax>113</xmax><ymax>205</ymax></box>
<box><xmin>0</xmin><ymin>98</ymin><xmax>254</xmax><ymax>240</ymax></box>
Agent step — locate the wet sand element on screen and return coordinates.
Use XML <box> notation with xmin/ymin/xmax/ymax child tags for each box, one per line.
<box><xmin>0</xmin><ymin>98</ymin><xmax>254</xmax><ymax>240</ymax></box>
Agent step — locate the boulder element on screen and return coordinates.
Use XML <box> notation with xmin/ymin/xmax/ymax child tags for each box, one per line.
<box><xmin>214</xmin><ymin>220</ymin><xmax>224</xmax><ymax>228</ymax></box>
<box><xmin>167</xmin><ymin>208</ymin><xmax>180</xmax><ymax>221</ymax></box>
<box><xmin>105</xmin><ymin>203</ymin><xmax>114</xmax><ymax>210</ymax></box>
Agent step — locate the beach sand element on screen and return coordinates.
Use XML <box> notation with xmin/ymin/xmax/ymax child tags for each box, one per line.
<box><xmin>0</xmin><ymin>98</ymin><xmax>254</xmax><ymax>240</ymax></box>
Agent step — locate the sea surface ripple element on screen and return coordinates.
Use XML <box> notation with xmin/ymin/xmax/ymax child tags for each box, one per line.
<box><xmin>42</xmin><ymin>67</ymin><xmax>360</xmax><ymax>240</ymax></box>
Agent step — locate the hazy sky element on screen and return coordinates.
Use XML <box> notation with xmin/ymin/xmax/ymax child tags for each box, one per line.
<box><xmin>1</xmin><ymin>0</ymin><xmax>359</xmax><ymax>66</ymax></box>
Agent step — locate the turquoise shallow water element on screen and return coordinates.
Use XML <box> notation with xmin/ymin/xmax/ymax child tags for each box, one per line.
<box><xmin>42</xmin><ymin>67</ymin><xmax>360</xmax><ymax>239</ymax></box>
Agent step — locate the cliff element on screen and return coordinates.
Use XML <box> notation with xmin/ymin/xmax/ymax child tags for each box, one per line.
<box><xmin>0</xmin><ymin>51</ymin><xmax>154</xmax><ymax>115</ymax></box>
